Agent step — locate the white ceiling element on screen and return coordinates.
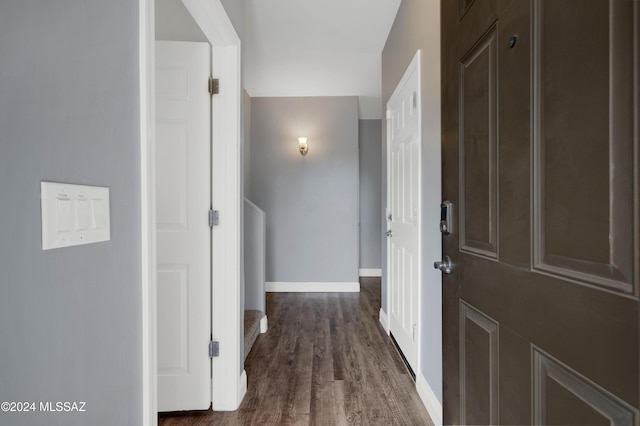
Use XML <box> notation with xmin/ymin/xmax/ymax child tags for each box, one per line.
<box><xmin>243</xmin><ymin>0</ymin><xmax>401</xmax><ymax>119</ymax></box>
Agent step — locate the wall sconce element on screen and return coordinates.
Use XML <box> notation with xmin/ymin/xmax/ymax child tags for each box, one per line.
<box><xmin>298</xmin><ymin>137</ymin><xmax>309</xmax><ymax>156</ymax></box>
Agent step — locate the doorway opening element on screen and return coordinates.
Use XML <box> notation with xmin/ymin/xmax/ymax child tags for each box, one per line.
<box><xmin>140</xmin><ymin>0</ymin><xmax>244</xmax><ymax>422</ymax></box>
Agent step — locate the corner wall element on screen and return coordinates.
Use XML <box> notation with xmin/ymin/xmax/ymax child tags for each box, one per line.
<box><xmin>0</xmin><ymin>1</ymin><xmax>142</xmax><ymax>424</ymax></box>
<box><xmin>249</xmin><ymin>97</ymin><xmax>359</xmax><ymax>286</ymax></box>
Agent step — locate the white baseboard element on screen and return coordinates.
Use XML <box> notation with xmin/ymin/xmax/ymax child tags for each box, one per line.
<box><xmin>260</xmin><ymin>314</ymin><xmax>268</xmax><ymax>333</ymax></box>
<box><xmin>237</xmin><ymin>369</ymin><xmax>247</xmax><ymax>408</ymax></box>
<box><xmin>266</xmin><ymin>282</ymin><xmax>360</xmax><ymax>292</ymax></box>
<box><xmin>379</xmin><ymin>308</ymin><xmax>390</xmax><ymax>334</ymax></box>
<box><xmin>416</xmin><ymin>373</ymin><xmax>443</xmax><ymax>426</ymax></box>
<box><xmin>359</xmin><ymin>268</ymin><xmax>382</xmax><ymax>277</ymax></box>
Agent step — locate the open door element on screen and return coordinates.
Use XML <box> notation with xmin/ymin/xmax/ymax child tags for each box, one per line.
<box><xmin>386</xmin><ymin>51</ymin><xmax>422</xmax><ymax>373</ymax></box>
<box><xmin>441</xmin><ymin>0</ymin><xmax>639</xmax><ymax>424</ymax></box>
<box><xmin>156</xmin><ymin>40</ymin><xmax>212</xmax><ymax>412</ymax></box>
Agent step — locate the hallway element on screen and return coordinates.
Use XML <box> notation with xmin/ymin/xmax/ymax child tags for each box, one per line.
<box><xmin>159</xmin><ymin>278</ymin><xmax>433</xmax><ymax>425</ymax></box>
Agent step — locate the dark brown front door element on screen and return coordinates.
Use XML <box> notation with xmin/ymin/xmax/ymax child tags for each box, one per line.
<box><xmin>441</xmin><ymin>0</ymin><xmax>639</xmax><ymax>424</ymax></box>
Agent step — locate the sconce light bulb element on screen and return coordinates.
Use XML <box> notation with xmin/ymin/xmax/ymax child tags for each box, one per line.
<box><xmin>298</xmin><ymin>137</ymin><xmax>308</xmax><ymax>156</ymax></box>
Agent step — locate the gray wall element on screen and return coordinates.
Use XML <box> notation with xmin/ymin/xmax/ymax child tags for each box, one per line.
<box><xmin>0</xmin><ymin>1</ymin><xmax>142</xmax><ymax>425</ymax></box>
<box><xmin>249</xmin><ymin>97</ymin><xmax>359</xmax><ymax>284</ymax></box>
<box><xmin>220</xmin><ymin>0</ymin><xmax>244</xmax><ymax>40</ymax></box>
<box><xmin>244</xmin><ymin>199</ymin><xmax>266</xmax><ymax>313</ymax></box>
<box><xmin>358</xmin><ymin>120</ymin><xmax>383</xmax><ymax>270</ymax></box>
<box><xmin>155</xmin><ymin>0</ymin><xmax>208</xmax><ymax>42</ymax></box>
<box><xmin>243</xmin><ymin>90</ymin><xmax>252</xmax><ymax>197</ymax></box>
<box><xmin>382</xmin><ymin>0</ymin><xmax>442</xmax><ymax>404</ymax></box>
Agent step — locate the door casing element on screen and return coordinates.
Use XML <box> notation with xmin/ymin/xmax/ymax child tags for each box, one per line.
<box><xmin>140</xmin><ymin>0</ymin><xmax>244</xmax><ymax>423</ymax></box>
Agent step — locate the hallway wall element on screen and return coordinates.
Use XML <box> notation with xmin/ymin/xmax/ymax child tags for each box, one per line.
<box><xmin>249</xmin><ymin>96</ymin><xmax>359</xmax><ymax>285</ymax></box>
<box><xmin>244</xmin><ymin>90</ymin><xmax>252</xmax><ymax>198</ymax></box>
<box><xmin>0</xmin><ymin>1</ymin><xmax>142</xmax><ymax>425</ymax></box>
<box><xmin>382</xmin><ymin>0</ymin><xmax>442</xmax><ymax>410</ymax></box>
<box><xmin>155</xmin><ymin>0</ymin><xmax>207</xmax><ymax>42</ymax></box>
<box><xmin>358</xmin><ymin>119</ymin><xmax>383</xmax><ymax>271</ymax></box>
<box><xmin>220</xmin><ymin>0</ymin><xmax>244</xmax><ymax>39</ymax></box>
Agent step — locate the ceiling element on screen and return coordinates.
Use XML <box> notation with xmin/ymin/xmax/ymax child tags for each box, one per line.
<box><xmin>156</xmin><ymin>0</ymin><xmax>401</xmax><ymax>119</ymax></box>
<box><xmin>243</xmin><ymin>0</ymin><xmax>401</xmax><ymax>119</ymax></box>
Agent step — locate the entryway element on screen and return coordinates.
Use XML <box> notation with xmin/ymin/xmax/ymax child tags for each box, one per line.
<box><xmin>159</xmin><ymin>278</ymin><xmax>434</xmax><ymax>425</ymax></box>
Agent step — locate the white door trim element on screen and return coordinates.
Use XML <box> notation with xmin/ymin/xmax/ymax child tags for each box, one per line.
<box><xmin>140</xmin><ymin>0</ymin><xmax>244</xmax><ymax>423</ymax></box>
<box><xmin>181</xmin><ymin>0</ymin><xmax>244</xmax><ymax>411</ymax></box>
<box><xmin>386</xmin><ymin>48</ymin><xmax>423</xmax><ymax>380</ymax></box>
<box><xmin>139</xmin><ymin>0</ymin><xmax>156</xmax><ymax>424</ymax></box>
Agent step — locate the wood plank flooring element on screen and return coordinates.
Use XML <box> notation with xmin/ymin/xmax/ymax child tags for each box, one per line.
<box><xmin>159</xmin><ymin>278</ymin><xmax>434</xmax><ymax>425</ymax></box>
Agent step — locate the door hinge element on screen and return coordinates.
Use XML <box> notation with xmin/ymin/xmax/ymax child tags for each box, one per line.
<box><xmin>208</xmin><ymin>77</ymin><xmax>219</xmax><ymax>95</ymax></box>
<box><xmin>208</xmin><ymin>209</ymin><xmax>219</xmax><ymax>227</ymax></box>
<box><xmin>209</xmin><ymin>340</ymin><xmax>219</xmax><ymax>358</ymax></box>
<box><xmin>412</xmin><ymin>324</ymin><xmax>416</xmax><ymax>341</ymax></box>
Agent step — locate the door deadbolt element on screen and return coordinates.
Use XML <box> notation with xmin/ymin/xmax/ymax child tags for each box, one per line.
<box><xmin>440</xmin><ymin>201</ymin><xmax>453</xmax><ymax>235</ymax></box>
<box><xmin>434</xmin><ymin>256</ymin><xmax>453</xmax><ymax>274</ymax></box>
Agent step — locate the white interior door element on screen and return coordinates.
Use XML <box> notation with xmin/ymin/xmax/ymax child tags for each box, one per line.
<box><xmin>156</xmin><ymin>40</ymin><xmax>211</xmax><ymax>412</ymax></box>
<box><xmin>387</xmin><ymin>51</ymin><xmax>422</xmax><ymax>373</ymax></box>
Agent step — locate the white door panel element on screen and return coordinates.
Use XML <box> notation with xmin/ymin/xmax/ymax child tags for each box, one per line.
<box><xmin>387</xmin><ymin>51</ymin><xmax>422</xmax><ymax>372</ymax></box>
<box><xmin>156</xmin><ymin>40</ymin><xmax>211</xmax><ymax>412</ymax></box>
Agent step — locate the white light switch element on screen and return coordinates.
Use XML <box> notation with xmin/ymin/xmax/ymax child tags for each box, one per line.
<box><xmin>76</xmin><ymin>198</ymin><xmax>90</xmax><ymax>230</ymax></box>
<box><xmin>56</xmin><ymin>198</ymin><xmax>73</xmax><ymax>231</ymax></box>
<box><xmin>93</xmin><ymin>198</ymin><xmax>107</xmax><ymax>229</ymax></box>
<box><xmin>41</xmin><ymin>182</ymin><xmax>110</xmax><ymax>250</ymax></box>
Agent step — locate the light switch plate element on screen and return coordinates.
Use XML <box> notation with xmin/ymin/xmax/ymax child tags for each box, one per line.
<box><xmin>41</xmin><ymin>182</ymin><xmax>110</xmax><ymax>250</ymax></box>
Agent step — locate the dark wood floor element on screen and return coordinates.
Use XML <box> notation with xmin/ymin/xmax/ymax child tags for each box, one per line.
<box><xmin>159</xmin><ymin>278</ymin><xmax>433</xmax><ymax>425</ymax></box>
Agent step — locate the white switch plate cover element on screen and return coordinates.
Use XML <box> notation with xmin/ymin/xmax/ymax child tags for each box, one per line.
<box><xmin>41</xmin><ymin>182</ymin><xmax>110</xmax><ymax>250</ymax></box>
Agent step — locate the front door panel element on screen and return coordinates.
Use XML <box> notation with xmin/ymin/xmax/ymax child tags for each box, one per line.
<box><xmin>442</xmin><ymin>0</ymin><xmax>639</xmax><ymax>424</ymax></box>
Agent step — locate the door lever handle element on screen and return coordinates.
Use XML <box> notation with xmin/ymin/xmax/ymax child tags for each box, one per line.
<box><xmin>386</xmin><ymin>230</ymin><xmax>393</xmax><ymax>237</ymax></box>
<box><xmin>434</xmin><ymin>256</ymin><xmax>453</xmax><ymax>274</ymax></box>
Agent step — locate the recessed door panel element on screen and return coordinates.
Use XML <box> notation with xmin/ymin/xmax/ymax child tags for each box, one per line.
<box><xmin>157</xmin><ymin>121</ymin><xmax>189</xmax><ymax>230</ymax></box>
<box><xmin>460</xmin><ymin>302</ymin><xmax>498</xmax><ymax>425</ymax></box>
<box><xmin>157</xmin><ymin>266</ymin><xmax>189</xmax><ymax>374</ymax></box>
<box><xmin>533</xmin><ymin>0</ymin><xmax>636</xmax><ymax>293</ymax></box>
<box><xmin>460</xmin><ymin>25</ymin><xmax>498</xmax><ymax>259</ymax></box>
<box><xmin>534</xmin><ymin>349</ymin><xmax>636</xmax><ymax>426</ymax></box>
